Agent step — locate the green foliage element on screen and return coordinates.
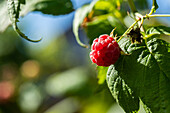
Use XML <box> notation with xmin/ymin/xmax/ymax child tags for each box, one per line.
<box><xmin>7</xmin><ymin>0</ymin><xmax>20</xmax><ymax>23</ymax></box>
<box><xmin>7</xmin><ymin>0</ymin><xmax>41</xmax><ymax>42</ymax></box>
<box><xmin>134</xmin><ymin>0</ymin><xmax>149</xmax><ymax>10</ymax></box>
<box><xmin>0</xmin><ymin>0</ymin><xmax>170</xmax><ymax>113</ymax></box>
<box><xmin>73</xmin><ymin>1</ymin><xmax>97</xmax><ymax>47</ymax></box>
<box><xmin>107</xmin><ymin>36</ymin><xmax>170</xmax><ymax>112</ymax></box>
<box><xmin>73</xmin><ymin>0</ymin><xmax>126</xmax><ymax>46</ymax></box>
<box><xmin>107</xmin><ymin>65</ymin><xmax>139</xmax><ymax>113</ymax></box>
<box><xmin>85</xmin><ymin>14</ymin><xmax>125</xmax><ymax>44</ymax></box>
<box><xmin>93</xmin><ymin>1</ymin><xmax>116</xmax><ymax>15</ymax></box>
<box><xmin>146</xmin><ymin>26</ymin><xmax>170</xmax><ymax>36</ymax></box>
<box><xmin>19</xmin><ymin>0</ymin><xmax>25</xmax><ymax>4</ymax></box>
<box><xmin>97</xmin><ymin>66</ymin><xmax>108</xmax><ymax>84</ymax></box>
<box><xmin>73</xmin><ymin>0</ymin><xmax>170</xmax><ymax>112</ymax></box>
<box><xmin>2</xmin><ymin>0</ymin><xmax>74</xmax><ymax>42</ymax></box>
<box><xmin>30</xmin><ymin>0</ymin><xmax>74</xmax><ymax>15</ymax></box>
<box><xmin>145</xmin><ymin>26</ymin><xmax>170</xmax><ymax>43</ymax></box>
<box><xmin>0</xmin><ymin>1</ymin><xmax>11</xmax><ymax>32</ymax></box>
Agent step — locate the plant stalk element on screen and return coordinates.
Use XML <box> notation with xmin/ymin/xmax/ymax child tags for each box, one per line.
<box><xmin>146</xmin><ymin>14</ymin><xmax>170</xmax><ymax>18</ymax></box>
<box><xmin>117</xmin><ymin>19</ymin><xmax>140</xmax><ymax>42</ymax></box>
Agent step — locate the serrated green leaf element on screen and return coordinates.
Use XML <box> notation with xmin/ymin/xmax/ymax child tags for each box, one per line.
<box><xmin>146</xmin><ymin>26</ymin><xmax>170</xmax><ymax>36</ymax></box>
<box><xmin>145</xmin><ymin>26</ymin><xmax>170</xmax><ymax>43</ymax></box>
<box><xmin>107</xmin><ymin>65</ymin><xmax>139</xmax><ymax>113</ymax></box>
<box><xmin>108</xmin><ymin>36</ymin><xmax>170</xmax><ymax>112</ymax></box>
<box><xmin>73</xmin><ymin>1</ymin><xmax>97</xmax><ymax>47</ymax></box>
<box><xmin>97</xmin><ymin>66</ymin><xmax>108</xmax><ymax>84</ymax></box>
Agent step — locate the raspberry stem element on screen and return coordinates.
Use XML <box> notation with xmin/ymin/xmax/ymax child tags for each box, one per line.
<box><xmin>117</xmin><ymin>19</ymin><xmax>140</xmax><ymax>42</ymax></box>
<box><xmin>145</xmin><ymin>14</ymin><xmax>170</xmax><ymax>18</ymax></box>
<box><xmin>117</xmin><ymin>0</ymin><xmax>170</xmax><ymax>43</ymax></box>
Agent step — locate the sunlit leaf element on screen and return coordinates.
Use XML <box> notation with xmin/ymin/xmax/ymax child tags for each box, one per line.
<box><xmin>107</xmin><ymin>65</ymin><xmax>139</xmax><ymax>113</ymax></box>
<box><xmin>93</xmin><ymin>1</ymin><xmax>115</xmax><ymax>16</ymax></box>
<box><xmin>0</xmin><ymin>1</ymin><xmax>11</xmax><ymax>32</ymax></box>
<box><xmin>146</xmin><ymin>26</ymin><xmax>170</xmax><ymax>36</ymax></box>
<box><xmin>106</xmin><ymin>0</ymin><xmax>123</xmax><ymax>9</ymax></box>
<box><xmin>107</xmin><ymin>36</ymin><xmax>170</xmax><ymax>112</ymax></box>
<box><xmin>146</xmin><ymin>26</ymin><xmax>170</xmax><ymax>43</ymax></box>
<box><xmin>97</xmin><ymin>66</ymin><xmax>108</xmax><ymax>84</ymax></box>
<box><xmin>73</xmin><ymin>0</ymin><xmax>97</xmax><ymax>47</ymax></box>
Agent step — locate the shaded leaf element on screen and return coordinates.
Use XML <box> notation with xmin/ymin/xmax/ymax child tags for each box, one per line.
<box><xmin>19</xmin><ymin>0</ymin><xmax>25</xmax><ymax>4</ymax></box>
<box><xmin>134</xmin><ymin>0</ymin><xmax>149</xmax><ymax>10</ymax></box>
<box><xmin>81</xmin><ymin>0</ymin><xmax>125</xmax><ymax>44</ymax></box>
<box><xmin>32</xmin><ymin>0</ymin><xmax>74</xmax><ymax>15</ymax></box>
<box><xmin>107</xmin><ymin>65</ymin><xmax>139</xmax><ymax>113</ymax></box>
<box><xmin>108</xmin><ymin>36</ymin><xmax>170</xmax><ymax>112</ymax></box>
<box><xmin>85</xmin><ymin>14</ymin><xmax>126</xmax><ymax>44</ymax></box>
<box><xmin>19</xmin><ymin>0</ymin><xmax>74</xmax><ymax>16</ymax></box>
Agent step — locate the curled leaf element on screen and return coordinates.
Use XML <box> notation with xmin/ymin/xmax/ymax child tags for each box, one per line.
<box><xmin>7</xmin><ymin>0</ymin><xmax>41</xmax><ymax>42</ymax></box>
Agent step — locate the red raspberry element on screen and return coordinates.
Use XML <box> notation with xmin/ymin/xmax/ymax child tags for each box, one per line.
<box><xmin>90</xmin><ymin>34</ymin><xmax>120</xmax><ymax>67</ymax></box>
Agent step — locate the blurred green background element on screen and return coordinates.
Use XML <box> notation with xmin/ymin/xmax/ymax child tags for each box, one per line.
<box><xmin>0</xmin><ymin>18</ymin><xmax>118</xmax><ymax>113</ymax></box>
<box><xmin>0</xmin><ymin>0</ymin><xmax>170</xmax><ymax>113</ymax></box>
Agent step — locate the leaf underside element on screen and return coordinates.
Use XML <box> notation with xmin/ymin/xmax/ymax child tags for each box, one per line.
<box><xmin>73</xmin><ymin>1</ymin><xmax>97</xmax><ymax>47</ymax></box>
<box><xmin>2</xmin><ymin>0</ymin><xmax>74</xmax><ymax>38</ymax></box>
<box><xmin>7</xmin><ymin>0</ymin><xmax>41</xmax><ymax>42</ymax></box>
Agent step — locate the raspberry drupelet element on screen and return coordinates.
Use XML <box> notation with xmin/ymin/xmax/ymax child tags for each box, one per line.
<box><xmin>90</xmin><ymin>34</ymin><xmax>121</xmax><ymax>67</ymax></box>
